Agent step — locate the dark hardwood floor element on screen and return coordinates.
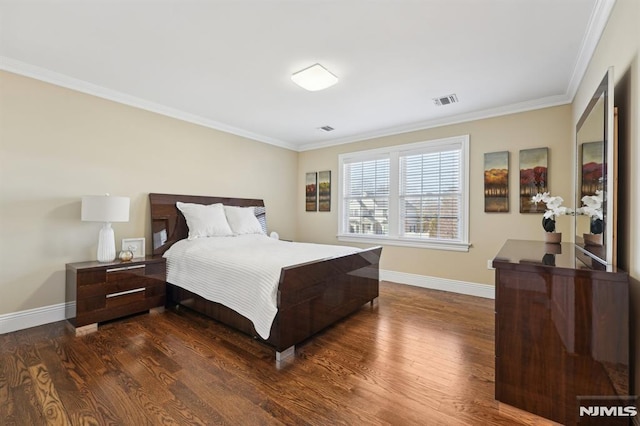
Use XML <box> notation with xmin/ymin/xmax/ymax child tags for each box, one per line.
<box><xmin>0</xmin><ymin>282</ymin><xmax>557</xmax><ymax>425</ymax></box>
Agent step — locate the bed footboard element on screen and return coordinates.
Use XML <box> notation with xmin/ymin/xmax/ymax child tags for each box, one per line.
<box><xmin>271</xmin><ymin>246</ymin><xmax>382</xmax><ymax>352</ymax></box>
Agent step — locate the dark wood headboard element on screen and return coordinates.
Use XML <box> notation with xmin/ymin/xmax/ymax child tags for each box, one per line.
<box><xmin>148</xmin><ymin>193</ymin><xmax>266</xmax><ymax>256</ymax></box>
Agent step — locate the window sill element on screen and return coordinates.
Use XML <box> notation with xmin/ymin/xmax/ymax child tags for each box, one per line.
<box><xmin>337</xmin><ymin>234</ymin><xmax>471</xmax><ymax>252</ymax></box>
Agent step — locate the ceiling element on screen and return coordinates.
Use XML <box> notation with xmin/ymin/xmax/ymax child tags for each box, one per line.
<box><xmin>0</xmin><ymin>0</ymin><xmax>613</xmax><ymax>151</ymax></box>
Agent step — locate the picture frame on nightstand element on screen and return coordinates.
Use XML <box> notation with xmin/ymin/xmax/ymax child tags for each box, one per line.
<box><xmin>122</xmin><ymin>237</ymin><xmax>145</xmax><ymax>258</ymax></box>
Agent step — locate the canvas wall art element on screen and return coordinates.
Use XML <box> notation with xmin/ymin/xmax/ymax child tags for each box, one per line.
<box><xmin>318</xmin><ymin>171</ymin><xmax>331</xmax><ymax>212</ymax></box>
<box><xmin>484</xmin><ymin>151</ymin><xmax>509</xmax><ymax>212</ymax></box>
<box><xmin>519</xmin><ymin>147</ymin><xmax>548</xmax><ymax>213</ymax></box>
<box><xmin>305</xmin><ymin>172</ymin><xmax>317</xmax><ymax>212</ymax></box>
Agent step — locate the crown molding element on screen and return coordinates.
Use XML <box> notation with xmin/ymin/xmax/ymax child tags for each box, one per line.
<box><xmin>0</xmin><ymin>56</ymin><xmax>298</xmax><ymax>152</ymax></box>
<box><xmin>298</xmin><ymin>94</ymin><xmax>571</xmax><ymax>151</ymax></box>
<box><xmin>565</xmin><ymin>0</ymin><xmax>617</xmax><ymax>102</ymax></box>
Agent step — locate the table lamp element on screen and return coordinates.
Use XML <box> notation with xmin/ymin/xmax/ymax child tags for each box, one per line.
<box><xmin>81</xmin><ymin>194</ymin><xmax>130</xmax><ymax>262</ymax></box>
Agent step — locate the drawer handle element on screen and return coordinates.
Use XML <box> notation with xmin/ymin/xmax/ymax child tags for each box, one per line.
<box><xmin>106</xmin><ymin>265</ymin><xmax>146</xmax><ymax>273</ymax></box>
<box><xmin>106</xmin><ymin>287</ymin><xmax>145</xmax><ymax>298</ymax></box>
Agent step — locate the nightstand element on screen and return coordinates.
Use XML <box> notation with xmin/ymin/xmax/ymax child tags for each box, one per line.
<box><xmin>66</xmin><ymin>256</ymin><xmax>166</xmax><ymax>336</ymax></box>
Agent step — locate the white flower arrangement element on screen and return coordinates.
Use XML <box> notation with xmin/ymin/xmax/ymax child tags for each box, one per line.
<box><xmin>577</xmin><ymin>190</ymin><xmax>603</xmax><ymax>220</ymax></box>
<box><xmin>531</xmin><ymin>192</ymin><xmax>574</xmax><ymax>220</ymax></box>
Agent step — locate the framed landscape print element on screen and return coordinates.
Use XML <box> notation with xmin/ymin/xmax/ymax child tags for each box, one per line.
<box><xmin>484</xmin><ymin>151</ymin><xmax>509</xmax><ymax>212</ymax></box>
<box><xmin>318</xmin><ymin>171</ymin><xmax>331</xmax><ymax>212</ymax></box>
<box><xmin>519</xmin><ymin>147</ymin><xmax>548</xmax><ymax>213</ymax></box>
<box><xmin>305</xmin><ymin>172</ymin><xmax>317</xmax><ymax>211</ymax></box>
<box><xmin>580</xmin><ymin>141</ymin><xmax>604</xmax><ymax>198</ymax></box>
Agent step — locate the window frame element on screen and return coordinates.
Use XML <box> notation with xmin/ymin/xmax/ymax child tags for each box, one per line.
<box><xmin>337</xmin><ymin>135</ymin><xmax>470</xmax><ymax>252</ymax></box>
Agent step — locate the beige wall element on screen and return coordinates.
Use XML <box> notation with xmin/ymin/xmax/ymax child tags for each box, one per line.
<box><xmin>297</xmin><ymin>105</ymin><xmax>573</xmax><ymax>286</ymax></box>
<box><xmin>0</xmin><ymin>71</ymin><xmax>298</xmax><ymax>315</ymax></box>
<box><xmin>573</xmin><ymin>0</ymin><xmax>639</xmax><ymax>393</ymax></box>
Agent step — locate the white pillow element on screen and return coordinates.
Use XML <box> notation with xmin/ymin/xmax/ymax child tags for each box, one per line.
<box><xmin>224</xmin><ymin>205</ymin><xmax>265</xmax><ymax>235</ymax></box>
<box><xmin>176</xmin><ymin>202</ymin><xmax>233</xmax><ymax>239</ymax></box>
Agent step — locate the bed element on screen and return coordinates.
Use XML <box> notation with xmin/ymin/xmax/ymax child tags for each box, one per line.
<box><xmin>149</xmin><ymin>193</ymin><xmax>382</xmax><ymax>361</ymax></box>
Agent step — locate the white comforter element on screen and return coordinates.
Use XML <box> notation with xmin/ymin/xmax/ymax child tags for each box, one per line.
<box><xmin>163</xmin><ymin>234</ymin><xmax>360</xmax><ymax>339</ymax></box>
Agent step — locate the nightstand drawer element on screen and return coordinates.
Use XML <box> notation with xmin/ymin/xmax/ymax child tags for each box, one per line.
<box><xmin>106</xmin><ymin>284</ymin><xmax>165</xmax><ymax>308</ymax></box>
<box><xmin>76</xmin><ymin>281</ymin><xmax>164</xmax><ymax>324</ymax></box>
<box><xmin>105</xmin><ymin>286</ymin><xmax>146</xmax><ymax>309</ymax></box>
<box><xmin>106</xmin><ymin>264</ymin><xmax>147</xmax><ymax>281</ymax></box>
<box><xmin>77</xmin><ymin>275</ymin><xmax>160</xmax><ymax>299</ymax></box>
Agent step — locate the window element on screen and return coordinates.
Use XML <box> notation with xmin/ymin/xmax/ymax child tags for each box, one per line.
<box><xmin>342</xmin><ymin>157</ymin><xmax>390</xmax><ymax>235</ymax></box>
<box><xmin>338</xmin><ymin>135</ymin><xmax>470</xmax><ymax>251</ymax></box>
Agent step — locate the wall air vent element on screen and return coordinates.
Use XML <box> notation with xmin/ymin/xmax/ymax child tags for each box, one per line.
<box><xmin>319</xmin><ymin>126</ymin><xmax>335</xmax><ymax>132</ymax></box>
<box><xmin>433</xmin><ymin>94</ymin><xmax>459</xmax><ymax>106</ymax></box>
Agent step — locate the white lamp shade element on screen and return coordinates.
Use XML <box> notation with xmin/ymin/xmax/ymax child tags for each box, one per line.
<box><xmin>291</xmin><ymin>63</ymin><xmax>338</xmax><ymax>91</ymax></box>
<box><xmin>81</xmin><ymin>195</ymin><xmax>130</xmax><ymax>223</ymax></box>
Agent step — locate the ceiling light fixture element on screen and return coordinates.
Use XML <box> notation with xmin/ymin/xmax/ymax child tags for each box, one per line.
<box><xmin>291</xmin><ymin>63</ymin><xmax>338</xmax><ymax>91</ymax></box>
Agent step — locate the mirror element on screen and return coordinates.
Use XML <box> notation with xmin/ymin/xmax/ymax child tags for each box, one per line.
<box><xmin>575</xmin><ymin>68</ymin><xmax>616</xmax><ymax>266</ymax></box>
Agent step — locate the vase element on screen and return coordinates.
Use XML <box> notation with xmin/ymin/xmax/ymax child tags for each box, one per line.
<box><xmin>590</xmin><ymin>218</ymin><xmax>604</xmax><ymax>234</ymax></box>
<box><xmin>583</xmin><ymin>233</ymin><xmax>603</xmax><ymax>247</ymax></box>
<box><xmin>544</xmin><ymin>232</ymin><xmax>561</xmax><ymax>244</ymax></box>
<box><xmin>542</xmin><ymin>217</ymin><xmax>556</xmax><ymax>233</ymax></box>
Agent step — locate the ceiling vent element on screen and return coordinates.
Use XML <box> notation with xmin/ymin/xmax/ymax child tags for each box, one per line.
<box><xmin>319</xmin><ymin>125</ymin><xmax>335</xmax><ymax>132</ymax></box>
<box><xmin>433</xmin><ymin>94</ymin><xmax>459</xmax><ymax>106</ymax></box>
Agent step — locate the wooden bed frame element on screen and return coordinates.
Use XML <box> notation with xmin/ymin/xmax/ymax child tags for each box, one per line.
<box><xmin>149</xmin><ymin>193</ymin><xmax>382</xmax><ymax>361</ymax></box>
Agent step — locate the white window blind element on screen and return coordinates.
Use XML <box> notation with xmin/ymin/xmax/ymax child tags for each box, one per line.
<box><xmin>400</xmin><ymin>149</ymin><xmax>462</xmax><ymax>240</ymax></box>
<box><xmin>342</xmin><ymin>157</ymin><xmax>390</xmax><ymax>235</ymax></box>
<box><xmin>338</xmin><ymin>135</ymin><xmax>469</xmax><ymax>251</ymax></box>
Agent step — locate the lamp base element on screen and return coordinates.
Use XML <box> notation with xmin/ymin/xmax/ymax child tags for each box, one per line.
<box><xmin>97</xmin><ymin>223</ymin><xmax>116</xmax><ymax>262</ymax></box>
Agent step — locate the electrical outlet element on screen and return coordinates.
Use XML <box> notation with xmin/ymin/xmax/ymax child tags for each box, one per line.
<box><xmin>487</xmin><ymin>259</ymin><xmax>495</xmax><ymax>270</ymax></box>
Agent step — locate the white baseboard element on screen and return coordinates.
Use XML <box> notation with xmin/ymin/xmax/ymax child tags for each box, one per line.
<box><xmin>381</xmin><ymin>269</ymin><xmax>495</xmax><ymax>299</ymax></box>
<box><xmin>0</xmin><ymin>302</ymin><xmax>74</xmax><ymax>334</ymax></box>
<box><xmin>0</xmin><ymin>271</ymin><xmax>490</xmax><ymax>334</ymax></box>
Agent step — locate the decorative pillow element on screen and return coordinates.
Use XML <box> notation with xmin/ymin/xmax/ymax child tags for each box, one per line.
<box><xmin>176</xmin><ymin>202</ymin><xmax>233</xmax><ymax>239</ymax></box>
<box><xmin>224</xmin><ymin>205</ymin><xmax>265</xmax><ymax>235</ymax></box>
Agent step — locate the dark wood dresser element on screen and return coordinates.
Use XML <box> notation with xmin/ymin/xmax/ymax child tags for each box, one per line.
<box><xmin>493</xmin><ymin>240</ymin><xmax>631</xmax><ymax>425</ymax></box>
<box><xmin>66</xmin><ymin>256</ymin><xmax>166</xmax><ymax>336</ymax></box>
